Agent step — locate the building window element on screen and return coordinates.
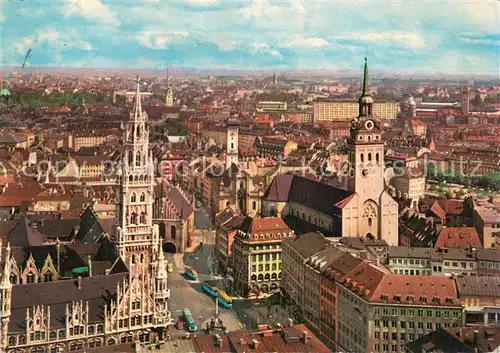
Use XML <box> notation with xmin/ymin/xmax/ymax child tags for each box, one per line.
<box><xmin>360</xmin><ymin>153</ymin><xmax>364</xmax><ymax>162</ymax></box>
<box><xmin>131</xmin><ymin>193</ymin><xmax>137</xmax><ymax>203</ymax></box>
<box><xmin>140</xmin><ymin>193</ymin><xmax>146</xmax><ymax>202</ymax></box>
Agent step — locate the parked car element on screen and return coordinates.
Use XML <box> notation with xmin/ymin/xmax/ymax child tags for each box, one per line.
<box><xmin>175</xmin><ymin>320</ymin><xmax>184</xmax><ymax>330</ymax></box>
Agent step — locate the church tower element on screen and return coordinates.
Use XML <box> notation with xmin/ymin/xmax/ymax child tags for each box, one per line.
<box><xmin>346</xmin><ymin>58</ymin><xmax>398</xmax><ymax>245</ymax></box>
<box><xmin>116</xmin><ymin>76</ymin><xmax>158</xmax><ymax>273</ymax></box>
<box><xmin>0</xmin><ymin>243</ymin><xmax>12</xmax><ymax>349</ymax></box>
<box><xmin>166</xmin><ymin>68</ymin><xmax>173</xmax><ymax>107</ymax></box>
<box><xmin>226</xmin><ymin>118</ymin><xmax>239</xmax><ymax>169</ymax></box>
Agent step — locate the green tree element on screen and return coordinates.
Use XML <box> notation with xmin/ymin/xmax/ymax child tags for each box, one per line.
<box><xmin>445</xmin><ymin>191</ymin><xmax>453</xmax><ymax>199</ymax></box>
<box><xmin>472</xmin><ymin>93</ymin><xmax>482</xmax><ymax>107</ymax></box>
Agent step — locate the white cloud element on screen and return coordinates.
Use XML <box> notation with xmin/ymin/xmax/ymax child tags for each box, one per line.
<box><xmin>13</xmin><ymin>27</ymin><xmax>93</xmax><ymax>55</ymax></box>
<box><xmin>136</xmin><ymin>30</ymin><xmax>189</xmax><ymax>50</ymax></box>
<box><xmin>280</xmin><ymin>36</ymin><xmax>328</xmax><ymax>49</ymax></box>
<box><xmin>459</xmin><ymin>37</ymin><xmax>500</xmax><ymax>46</ymax></box>
<box><xmin>335</xmin><ymin>31</ymin><xmax>429</xmax><ymax>50</ymax></box>
<box><xmin>184</xmin><ymin>0</ymin><xmax>219</xmax><ymax>7</ymax></box>
<box><xmin>63</xmin><ymin>0</ymin><xmax>118</xmax><ymax>25</ymax></box>
<box><xmin>210</xmin><ymin>38</ymin><xmax>242</xmax><ymax>51</ymax></box>
<box><xmin>249</xmin><ymin>43</ymin><xmax>282</xmax><ymax>57</ymax></box>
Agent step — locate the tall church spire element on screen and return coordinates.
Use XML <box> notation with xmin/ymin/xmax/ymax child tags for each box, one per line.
<box><xmin>133</xmin><ymin>75</ymin><xmax>143</xmax><ymax>122</ymax></box>
<box><xmin>361</xmin><ymin>57</ymin><xmax>369</xmax><ymax>96</ymax></box>
<box><xmin>358</xmin><ymin>57</ymin><xmax>374</xmax><ymax>116</ymax></box>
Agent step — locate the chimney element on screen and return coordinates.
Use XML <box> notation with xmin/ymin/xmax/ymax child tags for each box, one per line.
<box><xmin>288</xmin><ymin>318</ymin><xmax>294</xmax><ymax>327</ymax></box>
<box><xmin>77</xmin><ymin>276</ymin><xmax>82</xmax><ymax>290</ymax></box>
<box><xmin>214</xmin><ymin>334</ymin><xmax>222</xmax><ymax>348</ymax></box>
<box><xmin>302</xmin><ymin>331</ymin><xmax>309</xmax><ymax>344</ymax></box>
<box><xmin>251</xmin><ymin>339</ymin><xmax>260</xmax><ymax>350</ymax></box>
<box><xmin>471</xmin><ymin>247</ymin><xmax>478</xmax><ymax>258</ymax></box>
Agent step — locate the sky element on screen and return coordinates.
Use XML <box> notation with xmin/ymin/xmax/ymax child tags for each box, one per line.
<box><xmin>0</xmin><ymin>0</ymin><xmax>499</xmax><ymax>76</ymax></box>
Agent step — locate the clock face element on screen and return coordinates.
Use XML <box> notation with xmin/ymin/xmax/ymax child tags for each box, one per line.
<box><xmin>365</xmin><ymin>120</ymin><xmax>375</xmax><ymax>130</ymax></box>
<box><xmin>348</xmin><ymin>168</ymin><xmax>355</xmax><ymax>179</ymax></box>
<box><xmin>361</xmin><ymin>168</ymin><xmax>372</xmax><ymax>178</ymax></box>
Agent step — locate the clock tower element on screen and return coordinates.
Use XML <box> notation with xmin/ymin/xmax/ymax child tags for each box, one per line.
<box><xmin>226</xmin><ymin>118</ymin><xmax>239</xmax><ymax>169</ymax></box>
<box><xmin>344</xmin><ymin>58</ymin><xmax>398</xmax><ymax>244</ymax></box>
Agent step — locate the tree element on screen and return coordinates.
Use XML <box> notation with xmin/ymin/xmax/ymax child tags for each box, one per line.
<box><xmin>445</xmin><ymin>191</ymin><xmax>453</xmax><ymax>199</ymax></box>
<box><xmin>472</xmin><ymin>93</ymin><xmax>482</xmax><ymax>107</ymax></box>
<box><xmin>458</xmin><ymin>189</ymin><xmax>466</xmax><ymax>196</ymax></box>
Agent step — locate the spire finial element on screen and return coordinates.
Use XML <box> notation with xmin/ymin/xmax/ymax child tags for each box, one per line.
<box><xmin>362</xmin><ymin>57</ymin><xmax>369</xmax><ymax>96</ymax></box>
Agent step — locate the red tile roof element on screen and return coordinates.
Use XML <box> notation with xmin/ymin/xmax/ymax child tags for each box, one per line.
<box><xmin>369</xmin><ymin>274</ymin><xmax>459</xmax><ymax>306</ymax></box>
<box><xmin>440</xmin><ymin>199</ymin><xmax>465</xmax><ymax>215</ymax></box>
<box><xmin>435</xmin><ymin>227</ymin><xmax>482</xmax><ymax>249</ymax></box>
<box><xmin>192</xmin><ymin>324</ymin><xmax>332</xmax><ymax>353</ymax></box>
<box><xmin>429</xmin><ymin>201</ymin><xmax>446</xmax><ymax>220</ymax></box>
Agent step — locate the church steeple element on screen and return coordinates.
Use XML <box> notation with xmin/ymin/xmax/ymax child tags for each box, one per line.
<box><xmin>361</xmin><ymin>57</ymin><xmax>369</xmax><ymax>96</ymax></box>
<box><xmin>358</xmin><ymin>57</ymin><xmax>374</xmax><ymax>116</ymax></box>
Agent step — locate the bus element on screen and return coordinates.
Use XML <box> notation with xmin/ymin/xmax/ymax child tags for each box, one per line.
<box><xmin>183</xmin><ymin>308</ymin><xmax>197</xmax><ymax>332</ymax></box>
<box><xmin>202</xmin><ymin>282</ymin><xmax>219</xmax><ymax>298</ymax></box>
<box><xmin>184</xmin><ymin>266</ymin><xmax>198</xmax><ymax>281</ymax></box>
<box><xmin>217</xmin><ymin>289</ymin><xmax>232</xmax><ymax>309</ymax></box>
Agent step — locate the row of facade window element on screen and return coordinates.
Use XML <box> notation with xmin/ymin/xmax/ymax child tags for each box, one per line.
<box><xmin>250</xmin><ymin>272</ymin><xmax>281</xmax><ymax>281</ymax></box>
<box><xmin>251</xmin><ymin>252</ymin><xmax>281</xmax><ymax>262</ymax></box>
<box><xmin>117</xmin><ymin>315</ymin><xmax>153</xmax><ymax>328</ymax></box>
<box><xmin>374</xmin><ymin>307</ymin><xmax>460</xmax><ymax>318</ymax></box>
<box><xmin>9</xmin><ymin>325</ymin><xmax>104</xmax><ymax>346</ymax></box>
<box><xmin>251</xmin><ymin>262</ymin><xmax>281</xmax><ymax>272</ymax></box>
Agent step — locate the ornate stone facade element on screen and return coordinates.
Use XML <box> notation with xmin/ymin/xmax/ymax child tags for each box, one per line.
<box><xmin>0</xmin><ymin>77</ymin><xmax>171</xmax><ymax>353</ymax></box>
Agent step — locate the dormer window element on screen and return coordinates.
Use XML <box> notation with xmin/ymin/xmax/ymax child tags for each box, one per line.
<box><xmin>445</xmin><ymin>297</ymin><xmax>453</xmax><ymax>305</ymax></box>
<box><xmin>380</xmin><ymin>294</ymin><xmax>389</xmax><ymax>302</ymax></box>
<box><xmin>406</xmin><ymin>295</ymin><xmax>414</xmax><ymax>304</ymax></box>
<box><xmin>432</xmin><ymin>297</ymin><xmax>440</xmax><ymax>304</ymax></box>
<box><xmin>393</xmin><ymin>295</ymin><xmax>401</xmax><ymax>303</ymax></box>
<box><xmin>420</xmin><ymin>296</ymin><xmax>427</xmax><ymax>303</ymax></box>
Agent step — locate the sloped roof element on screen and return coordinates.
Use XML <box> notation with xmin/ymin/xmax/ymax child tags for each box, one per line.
<box><xmin>283</xmin><ymin>232</ymin><xmax>328</xmax><ymax>259</ymax></box>
<box><xmin>435</xmin><ymin>227</ymin><xmax>482</xmax><ymax>250</ymax></box>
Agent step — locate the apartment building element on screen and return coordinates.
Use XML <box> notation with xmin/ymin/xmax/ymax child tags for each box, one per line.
<box><xmin>474</xmin><ymin>205</ymin><xmax>500</xmax><ymax>249</ymax></box>
<box><xmin>256</xmin><ymin>101</ymin><xmax>287</xmax><ymax>112</ymax></box>
<box><xmin>231</xmin><ymin>217</ymin><xmax>294</xmax><ymax>297</ymax></box>
<box><xmin>455</xmin><ymin>276</ymin><xmax>500</xmax><ymax>327</ymax></box>
<box><xmin>281</xmin><ymin>232</ymin><xmax>328</xmax><ymax>321</ymax></box>
<box><xmin>387</xmin><ymin>246</ymin><xmax>500</xmax><ymax>277</ymax></box>
<box><xmin>331</xmin><ymin>264</ymin><xmax>462</xmax><ymax>353</ymax></box>
<box><xmin>313</xmin><ymin>99</ymin><xmax>400</xmax><ymax>122</ymax></box>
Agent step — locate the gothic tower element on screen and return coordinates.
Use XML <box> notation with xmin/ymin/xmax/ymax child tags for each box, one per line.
<box><xmin>116</xmin><ymin>76</ymin><xmax>158</xmax><ymax>273</ymax></box>
<box><xmin>0</xmin><ymin>243</ymin><xmax>12</xmax><ymax>348</ymax></box>
<box><xmin>166</xmin><ymin>69</ymin><xmax>173</xmax><ymax>107</ymax></box>
<box><xmin>346</xmin><ymin>58</ymin><xmax>398</xmax><ymax>244</ymax></box>
<box><xmin>226</xmin><ymin>118</ymin><xmax>239</xmax><ymax>169</ymax></box>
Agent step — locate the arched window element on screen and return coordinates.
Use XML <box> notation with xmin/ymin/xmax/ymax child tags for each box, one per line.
<box><xmin>171</xmin><ymin>225</ymin><xmax>176</xmax><ymax>240</ymax></box>
<box><xmin>129</xmin><ymin>175</ymin><xmax>133</xmax><ymax>182</ymax></box>
<box><xmin>251</xmin><ymin>275</ymin><xmax>257</xmax><ymax>281</ymax></box>
<box><xmin>271</xmin><ymin>273</ymin><xmax>277</xmax><ymax>280</ymax></box>
<box><xmin>264</xmin><ymin>273</ymin><xmax>270</xmax><ymax>281</ymax></box>
<box><xmin>368</xmin><ymin>218</ymin><xmax>373</xmax><ymax>227</ymax></box>
<box><xmin>140</xmin><ymin>254</ymin><xmax>144</xmax><ymax>263</ymax></box>
<box><xmin>140</xmin><ymin>193</ymin><xmax>145</xmax><ymax>202</ymax></box>
<box><xmin>258</xmin><ymin>274</ymin><xmax>263</xmax><ymax>281</ymax></box>
<box><xmin>128</xmin><ymin>151</ymin><xmax>133</xmax><ymax>166</ymax></box>
<box><xmin>376</xmin><ymin>153</ymin><xmax>380</xmax><ymax>163</ymax></box>
<box><xmin>226</xmin><ymin>201</ymin><xmax>230</xmax><ymax>207</ymax></box>
<box><xmin>135</xmin><ymin>126</ymin><xmax>139</xmax><ymax>139</ymax></box>
<box><xmin>252</xmin><ymin>201</ymin><xmax>257</xmax><ymax>210</ymax></box>
<box><xmin>360</xmin><ymin>153</ymin><xmax>364</xmax><ymax>162</ymax></box>
<box><xmin>231</xmin><ymin>143</ymin><xmax>234</xmax><ymax>150</ymax></box>
<box><xmin>131</xmin><ymin>193</ymin><xmax>136</xmax><ymax>203</ymax></box>
<box><xmin>8</xmin><ymin>336</ymin><xmax>16</xmax><ymax>346</ymax></box>
<box><xmin>368</xmin><ymin>153</ymin><xmax>372</xmax><ymax>161</ymax></box>
<box><xmin>368</xmin><ymin>136</ymin><xmax>371</xmax><ymax>142</ymax></box>
<box><xmin>136</xmin><ymin>152</ymin><xmax>141</xmax><ymax>167</ymax></box>
<box><xmin>130</xmin><ymin>212</ymin><xmax>137</xmax><ymax>224</ymax></box>
<box><xmin>132</xmin><ymin>255</ymin><xmax>136</xmax><ymax>264</ymax></box>
<box><xmin>107</xmin><ymin>338</ymin><xmax>117</xmax><ymax>345</ymax></box>
<box><xmin>140</xmin><ymin>212</ymin><xmax>146</xmax><ymax>224</ymax></box>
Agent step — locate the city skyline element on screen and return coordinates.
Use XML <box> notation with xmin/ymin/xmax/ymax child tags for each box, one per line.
<box><xmin>1</xmin><ymin>0</ymin><xmax>499</xmax><ymax>76</ymax></box>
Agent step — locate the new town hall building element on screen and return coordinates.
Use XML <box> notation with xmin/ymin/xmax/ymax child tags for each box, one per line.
<box><xmin>0</xmin><ymin>78</ymin><xmax>171</xmax><ymax>352</ymax></box>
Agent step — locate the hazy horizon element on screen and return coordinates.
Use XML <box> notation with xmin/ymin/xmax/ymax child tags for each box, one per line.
<box><xmin>1</xmin><ymin>0</ymin><xmax>499</xmax><ymax>77</ymax></box>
